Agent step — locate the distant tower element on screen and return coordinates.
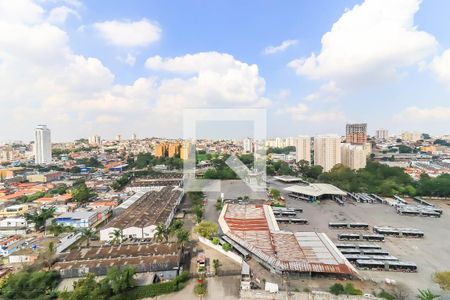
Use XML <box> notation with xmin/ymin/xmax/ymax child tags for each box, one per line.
<box><xmin>313</xmin><ymin>135</ymin><xmax>341</xmax><ymax>172</ymax></box>
<box><xmin>132</xmin><ymin>133</ymin><xmax>137</xmax><ymax>140</ymax></box>
<box><xmin>34</xmin><ymin>125</ymin><xmax>52</xmax><ymax>165</ymax></box>
<box><xmin>116</xmin><ymin>134</ymin><xmax>122</xmax><ymax>141</ymax></box>
<box><xmin>294</xmin><ymin>136</ymin><xmax>311</xmax><ymax>163</ymax></box>
<box><xmin>89</xmin><ymin>135</ymin><xmax>101</xmax><ymax>146</ymax></box>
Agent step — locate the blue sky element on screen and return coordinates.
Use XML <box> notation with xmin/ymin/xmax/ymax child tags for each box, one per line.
<box><xmin>1</xmin><ymin>0</ymin><xmax>450</xmax><ymax>142</ymax></box>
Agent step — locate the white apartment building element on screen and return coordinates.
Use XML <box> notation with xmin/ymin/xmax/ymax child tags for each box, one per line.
<box><xmin>375</xmin><ymin>129</ymin><xmax>389</xmax><ymax>140</ymax></box>
<box><xmin>294</xmin><ymin>136</ymin><xmax>311</xmax><ymax>163</ymax></box>
<box><xmin>341</xmin><ymin>143</ymin><xmax>367</xmax><ymax>170</ymax></box>
<box><xmin>88</xmin><ymin>135</ymin><xmax>101</xmax><ymax>146</ymax></box>
<box><xmin>401</xmin><ymin>131</ymin><xmax>421</xmax><ymax>142</ymax></box>
<box><xmin>243</xmin><ymin>137</ymin><xmax>253</xmax><ymax>153</ymax></box>
<box><xmin>313</xmin><ymin>135</ymin><xmax>341</xmax><ymax>172</ymax></box>
<box><xmin>34</xmin><ymin>125</ymin><xmax>52</xmax><ymax>165</ymax></box>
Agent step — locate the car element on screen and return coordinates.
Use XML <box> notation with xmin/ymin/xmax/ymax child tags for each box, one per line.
<box><xmin>363</xmin><ymin>294</ymin><xmax>377</xmax><ymax>299</ymax></box>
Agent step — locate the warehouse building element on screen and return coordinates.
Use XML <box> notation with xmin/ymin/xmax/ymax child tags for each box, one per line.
<box><xmin>219</xmin><ymin>204</ymin><xmax>358</xmax><ymax>278</ymax></box>
<box><xmin>284</xmin><ymin>183</ymin><xmax>347</xmax><ymax>202</ymax></box>
<box><xmin>100</xmin><ymin>186</ymin><xmax>183</xmax><ymax>241</ymax></box>
<box><xmin>53</xmin><ymin>243</ymin><xmax>182</xmax><ymax>279</ymax></box>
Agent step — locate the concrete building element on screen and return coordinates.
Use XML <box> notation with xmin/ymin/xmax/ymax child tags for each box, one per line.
<box><xmin>34</xmin><ymin>125</ymin><xmax>52</xmax><ymax>165</ymax></box>
<box><xmin>346</xmin><ymin>123</ymin><xmax>367</xmax><ymax>145</ymax></box>
<box><xmin>88</xmin><ymin>135</ymin><xmax>101</xmax><ymax>146</ymax></box>
<box><xmin>314</xmin><ymin>135</ymin><xmax>341</xmax><ymax>172</ymax></box>
<box><xmin>0</xmin><ymin>218</ymin><xmax>28</xmax><ymax>235</ymax></box>
<box><xmin>375</xmin><ymin>129</ymin><xmax>389</xmax><ymax>140</ymax></box>
<box><xmin>401</xmin><ymin>131</ymin><xmax>421</xmax><ymax>142</ymax></box>
<box><xmin>294</xmin><ymin>136</ymin><xmax>311</xmax><ymax>163</ymax></box>
<box><xmin>341</xmin><ymin>143</ymin><xmax>367</xmax><ymax>170</ymax></box>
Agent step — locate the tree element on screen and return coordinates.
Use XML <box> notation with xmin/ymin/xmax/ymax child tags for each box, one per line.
<box><xmin>433</xmin><ymin>271</ymin><xmax>450</xmax><ymax>290</ymax></box>
<box><xmin>25</xmin><ymin>207</ymin><xmax>56</xmax><ymax>230</ymax></box>
<box><xmin>194</xmin><ymin>283</ymin><xmax>207</xmax><ymax>297</ymax></box>
<box><xmin>111</xmin><ymin>229</ymin><xmax>123</xmax><ymax>245</ymax></box>
<box><xmin>106</xmin><ymin>266</ymin><xmax>136</xmax><ymax>295</ymax></box>
<box><xmin>194</xmin><ymin>221</ymin><xmax>218</xmax><ymax>239</ymax></box>
<box><xmin>329</xmin><ymin>283</ymin><xmax>345</xmax><ymax>295</ymax></box>
<box><xmin>212</xmin><ymin>259</ymin><xmax>221</xmax><ymax>275</ymax></box>
<box><xmin>41</xmin><ymin>241</ymin><xmax>57</xmax><ymax>270</ymax></box>
<box><xmin>60</xmin><ymin>273</ymin><xmax>106</xmax><ymax>300</ymax></box>
<box><xmin>0</xmin><ymin>270</ymin><xmax>60</xmax><ymax>299</ymax></box>
<box><xmin>417</xmin><ymin>289</ymin><xmax>440</xmax><ymax>300</ymax></box>
<box><xmin>211</xmin><ymin>237</ymin><xmax>220</xmax><ymax>245</ymax></box>
<box><xmin>154</xmin><ymin>223</ymin><xmax>169</xmax><ymax>243</ymax></box>
<box><xmin>71</xmin><ymin>182</ymin><xmax>96</xmax><ymax>203</ymax></box>
<box><xmin>176</xmin><ymin>228</ymin><xmax>190</xmax><ymax>249</ymax></box>
<box><xmin>269</xmin><ymin>188</ymin><xmax>281</xmax><ymax>200</ymax></box>
<box><xmin>47</xmin><ymin>223</ymin><xmax>74</xmax><ymax>236</ymax></box>
<box><xmin>81</xmin><ymin>228</ymin><xmax>95</xmax><ymax>247</ymax></box>
<box><xmin>169</xmin><ymin>219</ymin><xmax>184</xmax><ymax>235</ymax></box>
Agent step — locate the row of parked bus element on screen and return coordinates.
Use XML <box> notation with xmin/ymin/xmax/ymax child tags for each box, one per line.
<box><xmin>373</xmin><ymin>226</ymin><xmax>425</xmax><ymax>238</ymax></box>
<box><xmin>329</xmin><ymin>222</ymin><xmax>369</xmax><ymax>230</ymax></box>
<box><xmin>348</xmin><ymin>193</ymin><xmax>384</xmax><ymax>204</ymax></box>
<box><xmin>355</xmin><ymin>259</ymin><xmax>417</xmax><ymax>272</ymax></box>
<box><xmin>275</xmin><ymin>217</ymin><xmax>308</xmax><ymax>224</ymax></box>
<box><xmin>338</xmin><ymin>233</ymin><xmax>385</xmax><ymax>242</ymax></box>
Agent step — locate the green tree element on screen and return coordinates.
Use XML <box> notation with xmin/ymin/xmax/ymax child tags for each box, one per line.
<box><xmin>25</xmin><ymin>207</ymin><xmax>56</xmax><ymax>230</ymax></box>
<box><xmin>81</xmin><ymin>228</ymin><xmax>95</xmax><ymax>247</ymax></box>
<box><xmin>194</xmin><ymin>221</ymin><xmax>218</xmax><ymax>239</ymax></box>
<box><xmin>329</xmin><ymin>283</ymin><xmax>345</xmax><ymax>295</ymax></box>
<box><xmin>106</xmin><ymin>266</ymin><xmax>136</xmax><ymax>295</ymax></box>
<box><xmin>71</xmin><ymin>182</ymin><xmax>96</xmax><ymax>203</ymax></box>
<box><xmin>111</xmin><ymin>229</ymin><xmax>123</xmax><ymax>245</ymax></box>
<box><xmin>176</xmin><ymin>228</ymin><xmax>190</xmax><ymax>249</ymax></box>
<box><xmin>212</xmin><ymin>259</ymin><xmax>221</xmax><ymax>275</ymax></box>
<box><xmin>0</xmin><ymin>270</ymin><xmax>60</xmax><ymax>299</ymax></box>
<box><xmin>47</xmin><ymin>224</ymin><xmax>74</xmax><ymax>236</ymax></box>
<box><xmin>269</xmin><ymin>188</ymin><xmax>281</xmax><ymax>199</ymax></box>
<box><xmin>154</xmin><ymin>223</ymin><xmax>169</xmax><ymax>243</ymax></box>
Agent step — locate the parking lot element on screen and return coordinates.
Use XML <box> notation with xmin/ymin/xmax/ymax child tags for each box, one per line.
<box><xmin>269</xmin><ymin>178</ymin><xmax>450</xmax><ymax>293</ymax></box>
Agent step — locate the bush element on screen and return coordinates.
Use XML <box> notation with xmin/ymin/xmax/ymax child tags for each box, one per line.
<box><xmin>344</xmin><ymin>283</ymin><xmax>363</xmax><ymax>295</ymax></box>
<box><xmin>329</xmin><ymin>283</ymin><xmax>345</xmax><ymax>295</ymax></box>
<box><xmin>194</xmin><ymin>283</ymin><xmax>207</xmax><ymax>296</ymax></box>
<box><xmin>433</xmin><ymin>271</ymin><xmax>450</xmax><ymax>290</ymax></box>
<box><xmin>222</xmin><ymin>242</ymin><xmax>232</xmax><ymax>251</ymax></box>
<box><xmin>377</xmin><ymin>290</ymin><xmax>396</xmax><ymax>300</ymax></box>
<box><xmin>211</xmin><ymin>237</ymin><xmax>219</xmax><ymax>245</ymax></box>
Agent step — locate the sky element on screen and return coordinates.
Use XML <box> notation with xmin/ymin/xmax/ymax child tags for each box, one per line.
<box><xmin>2</xmin><ymin>0</ymin><xmax>450</xmax><ymax>142</ymax></box>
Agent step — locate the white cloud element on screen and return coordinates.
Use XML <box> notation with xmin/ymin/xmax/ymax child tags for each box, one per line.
<box><xmin>145</xmin><ymin>52</ymin><xmax>271</xmax><ymax>109</ymax></box>
<box><xmin>264</xmin><ymin>39</ymin><xmax>298</xmax><ymax>55</ymax></box>
<box><xmin>288</xmin><ymin>0</ymin><xmax>437</xmax><ymax>85</ymax></box>
<box><xmin>394</xmin><ymin>106</ymin><xmax>450</xmax><ymax>121</ymax></box>
<box><xmin>283</xmin><ymin>103</ymin><xmax>345</xmax><ymax>122</ymax></box>
<box><xmin>304</xmin><ymin>80</ymin><xmax>342</xmax><ymax>102</ymax></box>
<box><xmin>93</xmin><ymin>18</ymin><xmax>161</xmax><ymax>47</ymax></box>
<box><xmin>0</xmin><ymin>0</ymin><xmax>44</xmax><ymax>24</ymax></box>
<box><xmin>117</xmin><ymin>53</ymin><xmax>136</xmax><ymax>66</ymax></box>
<box><xmin>430</xmin><ymin>49</ymin><xmax>450</xmax><ymax>89</ymax></box>
<box><xmin>47</xmin><ymin>6</ymin><xmax>80</xmax><ymax>24</ymax></box>
<box><xmin>0</xmin><ymin>0</ymin><xmax>272</xmax><ymax>140</ymax></box>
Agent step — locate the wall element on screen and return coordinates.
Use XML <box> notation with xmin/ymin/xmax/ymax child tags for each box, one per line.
<box><xmin>198</xmin><ymin>236</ymin><xmax>243</xmax><ymax>264</ymax></box>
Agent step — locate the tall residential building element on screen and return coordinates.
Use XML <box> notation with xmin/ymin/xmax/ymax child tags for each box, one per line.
<box><xmin>346</xmin><ymin>123</ymin><xmax>367</xmax><ymax>145</ymax></box>
<box><xmin>294</xmin><ymin>136</ymin><xmax>311</xmax><ymax>163</ymax></box>
<box><xmin>34</xmin><ymin>125</ymin><xmax>52</xmax><ymax>165</ymax></box>
<box><xmin>375</xmin><ymin>129</ymin><xmax>389</xmax><ymax>140</ymax></box>
<box><xmin>116</xmin><ymin>134</ymin><xmax>122</xmax><ymax>141</ymax></box>
<box><xmin>401</xmin><ymin>131</ymin><xmax>421</xmax><ymax>142</ymax></box>
<box><xmin>132</xmin><ymin>133</ymin><xmax>137</xmax><ymax>140</ymax></box>
<box><xmin>341</xmin><ymin>143</ymin><xmax>366</xmax><ymax>170</ymax></box>
<box><xmin>313</xmin><ymin>135</ymin><xmax>341</xmax><ymax>172</ymax></box>
<box><xmin>88</xmin><ymin>135</ymin><xmax>101</xmax><ymax>146</ymax></box>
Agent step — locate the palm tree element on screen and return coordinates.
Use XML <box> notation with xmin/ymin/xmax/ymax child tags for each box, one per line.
<box><xmin>417</xmin><ymin>289</ymin><xmax>440</xmax><ymax>300</ymax></box>
<box><xmin>111</xmin><ymin>229</ymin><xmax>123</xmax><ymax>245</ymax></box>
<box><xmin>176</xmin><ymin>229</ymin><xmax>189</xmax><ymax>249</ymax></box>
<box><xmin>154</xmin><ymin>223</ymin><xmax>169</xmax><ymax>243</ymax></box>
<box><xmin>81</xmin><ymin>228</ymin><xmax>95</xmax><ymax>247</ymax></box>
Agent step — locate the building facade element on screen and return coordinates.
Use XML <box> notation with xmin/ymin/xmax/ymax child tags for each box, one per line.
<box><xmin>34</xmin><ymin>125</ymin><xmax>52</xmax><ymax>165</ymax></box>
<box><xmin>341</xmin><ymin>143</ymin><xmax>367</xmax><ymax>170</ymax></box>
<box><xmin>346</xmin><ymin>123</ymin><xmax>367</xmax><ymax>145</ymax></box>
<box><xmin>294</xmin><ymin>136</ymin><xmax>311</xmax><ymax>163</ymax></box>
<box><xmin>375</xmin><ymin>129</ymin><xmax>389</xmax><ymax>140</ymax></box>
<box><xmin>314</xmin><ymin>135</ymin><xmax>341</xmax><ymax>172</ymax></box>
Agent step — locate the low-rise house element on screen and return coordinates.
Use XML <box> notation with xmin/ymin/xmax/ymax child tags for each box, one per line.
<box><xmin>0</xmin><ymin>204</ymin><xmax>29</xmax><ymax>217</ymax></box>
<box><xmin>0</xmin><ymin>218</ymin><xmax>28</xmax><ymax>235</ymax></box>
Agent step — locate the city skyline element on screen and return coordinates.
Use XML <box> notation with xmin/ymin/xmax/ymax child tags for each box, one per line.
<box><xmin>2</xmin><ymin>0</ymin><xmax>450</xmax><ymax>142</ymax></box>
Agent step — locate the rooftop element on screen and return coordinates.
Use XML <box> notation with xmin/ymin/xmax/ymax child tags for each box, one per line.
<box><xmin>105</xmin><ymin>186</ymin><xmax>183</xmax><ymax>230</ymax></box>
<box><xmin>219</xmin><ymin>203</ymin><xmax>357</xmax><ymax>276</ymax></box>
<box><xmin>284</xmin><ymin>183</ymin><xmax>347</xmax><ymax>197</ymax></box>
